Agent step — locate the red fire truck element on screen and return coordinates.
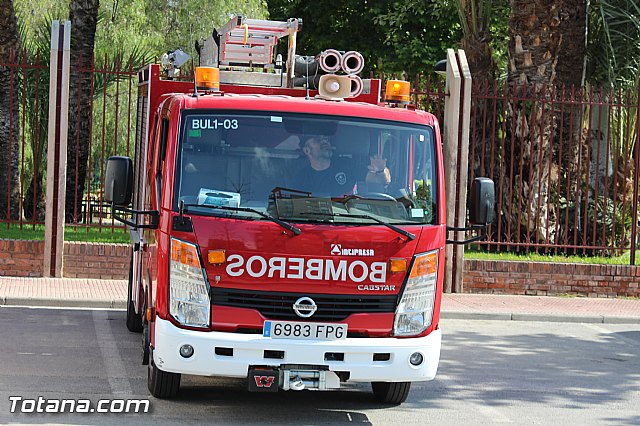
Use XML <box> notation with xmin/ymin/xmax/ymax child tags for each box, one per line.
<box><xmin>105</xmin><ymin>16</ymin><xmax>494</xmax><ymax>404</ymax></box>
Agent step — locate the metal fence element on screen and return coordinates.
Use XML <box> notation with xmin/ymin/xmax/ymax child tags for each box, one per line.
<box><xmin>0</xmin><ymin>49</ymin><xmax>141</xmax><ymax>234</ymax></box>
<box><xmin>470</xmin><ymin>83</ymin><xmax>640</xmax><ymax>261</ymax></box>
<box><xmin>411</xmin><ymin>76</ymin><xmax>640</xmax><ymax>262</ymax></box>
<box><xmin>65</xmin><ymin>52</ymin><xmax>141</xmax><ymax>230</ymax></box>
<box><xmin>2</xmin><ymin>49</ymin><xmax>640</xmax><ymax>262</ymax></box>
<box><xmin>0</xmin><ymin>49</ymin><xmax>48</xmax><ymax>227</ymax></box>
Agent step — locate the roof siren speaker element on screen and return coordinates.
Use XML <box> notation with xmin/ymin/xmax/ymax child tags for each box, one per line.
<box><xmin>317</xmin><ymin>74</ymin><xmax>352</xmax><ymax>100</ymax></box>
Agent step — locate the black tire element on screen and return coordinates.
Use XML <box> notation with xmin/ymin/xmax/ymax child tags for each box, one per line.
<box><xmin>371</xmin><ymin>381</ymin><xmax>411</xmax><ymax>404</ymax></box>
<box><xmin>126</xmin><ymin>255</ymin><xmax>143</xmax><ymax>332</ymax></box>
<box><xmin>148</xmin><ymin>357</ymin><xmax>181</xmax><ymax>398</ymax></box>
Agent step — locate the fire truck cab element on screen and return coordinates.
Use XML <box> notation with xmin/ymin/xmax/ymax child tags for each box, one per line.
<box><xmin>104</xmin><ymin>16</ymin><xmax>494</xmax><ymax>404</ymax></box>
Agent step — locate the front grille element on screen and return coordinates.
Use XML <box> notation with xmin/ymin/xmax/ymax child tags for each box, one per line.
<box><xmin>211</xmin><ymin>288</ymin><xmax>397</xmax><ymax>321</ymax></box>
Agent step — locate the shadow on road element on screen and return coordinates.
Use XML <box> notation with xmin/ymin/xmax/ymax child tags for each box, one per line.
<box><xmin>3</xmin><ymin>309</ymin><xmax>639</xmax><ymax>425</ymax></box>
<box><xmin>431</xmin><ymin>322</ymin><xmax>640</xmax><ymax>424</ymax></box>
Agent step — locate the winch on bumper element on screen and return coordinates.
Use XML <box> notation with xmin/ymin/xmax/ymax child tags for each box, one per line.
<box><xmin>248</xmin><ymin>366</ymin><xmax>341</xmax><ymax>392</ymax></box>
<box><xmin>152</xmin><ymin>316</ymin><xmax>442</xmax><ymax>385</ymax></box>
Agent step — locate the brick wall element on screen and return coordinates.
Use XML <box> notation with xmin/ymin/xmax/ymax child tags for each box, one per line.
<box><xmin>464</xmin><ymin>259</ymin><xmax>640</xmax><ymax>298</ymax></box>
<box><xmin>3</xmin><ymin>239</ymin><xmax>639</xmax><ymax>297</ymax></box>
<box><xmin>0</xmin><ymin>239</ymin><xmax>44</xmax><ymax>277</ymax></box>
<box><xmin>0</xmin><ymin>239</ymin><xmax>130</xmax><ymax>279</ymax></box>
<box><xmin>64</xmin><ymin>242</ymin><xmax>130</xmax><ymax>279</ymax></box>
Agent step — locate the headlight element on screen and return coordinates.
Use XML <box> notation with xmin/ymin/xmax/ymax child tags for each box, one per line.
<box><xmin>393</xmin><ymin>250</ymin><xmax>438</xmax><ymax>336</ymax></box>
<box><xmin>169</xmin><ymin>238</ymin><xmax>210</xmax><ymax>328</ymax></box>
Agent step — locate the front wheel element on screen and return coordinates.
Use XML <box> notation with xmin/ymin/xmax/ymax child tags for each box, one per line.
<box><xmin>148</xmin><ymin>356</ymin><xmax>181</xmax><ymax>398</ymax></box>
<box><xmin>371</xmin><ymin>381</ymin><xmax>411</xmax><ymax>404</ymax></box>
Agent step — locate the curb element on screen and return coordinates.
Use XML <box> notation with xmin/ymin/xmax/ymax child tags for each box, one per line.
<box><xmin>1</xmin><ymin>299</ymin><xmax>638</xmax><ymax>324</ymax></box>
<box><xmin>442</xmin><ymin>311</ymin><xmax>640</xmax><ymax>324</ymax></box>
<box><xmin>441</xmin><ymin>312</ymin><xmax>512</xmax><ymax>321</ymax></box>
<box><xmin>0</xmin><ymin>297</ymin><xmax>126</xmax><ymax>310</ymax></box>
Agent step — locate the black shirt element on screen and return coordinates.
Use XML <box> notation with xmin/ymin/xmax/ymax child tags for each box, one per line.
<box><xmin>294</xmin><ymin>158</ymin><xmax>358</xmax><ymax>196</ymax></box>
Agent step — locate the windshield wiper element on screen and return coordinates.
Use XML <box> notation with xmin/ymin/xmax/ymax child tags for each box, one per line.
<box><xmin>300</xmin><ymin>212</ymin><xmax>416</xmax><ymax>240</ymax></box>
<box><xmin>183</xmin><ymin>203</ymin><xmax>301</xmax><ymax>236</ymax></box>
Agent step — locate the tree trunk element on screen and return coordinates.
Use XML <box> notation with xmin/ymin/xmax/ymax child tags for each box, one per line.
<box><xmin>554</xmin><ymin>0</ymin><xmax>586</xmax><ymax>89</ymax></box>
<box><xmin>505</xmin><ymin>0</ymin><xmax>564</xmax><ymax>248</ymax></box>
<box><xmin>65</xmin><ymin>0</ymin><xmax>99</xmax><ymax>223</ymax></box>
<box><xmin>458</xmin><ymin>1</ymin><xmax>499</xmax><ymax>221</ymax></box>
<box><xmin>554</xmin><ymin>0</ymin><xmax>587</xmax><ymax>252</ymax></box>
<box><xmin>461</xmin><ymin>35</ymin><xmax>496</xmax><ymax>84</ymax></box>
<box><xmin>0</xmin><ymin>0</ymin><xmax>23</xmax><ymax>220</ymax></box>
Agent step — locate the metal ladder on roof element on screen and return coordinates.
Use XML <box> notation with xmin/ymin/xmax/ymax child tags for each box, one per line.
<box><xmin>217</xmin><ymin>16</ymin><xmax>300</xmax><ymax>66</ymax></box>
<box><xmin>198</xmin><ymin>15</ymin><xmax>302</xmax><ymax>88</ymax></box>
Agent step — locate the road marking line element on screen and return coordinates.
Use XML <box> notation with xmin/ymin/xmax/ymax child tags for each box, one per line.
<box><xmin>93</xmin><ymin>310</ymin><xmax>133</xmax><ymax>396</ymax></box>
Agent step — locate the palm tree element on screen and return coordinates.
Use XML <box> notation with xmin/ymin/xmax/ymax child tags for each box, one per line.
<box><xmin>504</xmin><ymin>0</ymin><xmax>565</xmax><ymax>248</ymax></box>
<box><xmin>551</xmin><ymin>0</ymin><xmax>587</xmax><ymax>252</ymax></box>
<box><xmin>555</xmin><ymin>0</ymin><xmax>587</xmax><ymax>89</ymax></box>
<box><xmin>0</xmin><ymin>0</ymin><xmax>23</xmax><ymax>220</ymax></box>
<box><xmin>456</xmin><ymin>0</ymin><xmax>505</xmax><ymax>208</ymax></box>
<box><xmin>586</xmin><ymin>0</ymin><xmax>640</xmax><ymax>87</ymax></box>
<box><xmin>20</xmin><ymin>20</ymin><xmax>53</xmax><ymax>221</ymax></box>
<box><xmin>456</xmin><ymin>0</ymin><xmax>500</xmax><ymax>84</ymax></box>
<box><xmin>65</xmin><ymin>0</ymin><xmax>100</xmax><ymax>224</ymax></box>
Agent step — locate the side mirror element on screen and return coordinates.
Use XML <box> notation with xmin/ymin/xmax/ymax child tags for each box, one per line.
<box><xmin>433</xmin><ymin>59</ymin><xmax>447</xmax><ymax>76</ymax></box>
<box><xmin>469</xmin><ymin>177</ymin><xmax>495</xmax><ymax>225</ymax></box>
<box><xmin>105</xmin><ymin>156</ymin><xmax>133</xmax><ymax>206</ymax></box>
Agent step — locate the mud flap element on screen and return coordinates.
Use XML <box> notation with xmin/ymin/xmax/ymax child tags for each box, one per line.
<box><xmin>248</xmin><ymin>368</ymin><xmax>279</xmax><ymax>392</ymax></box>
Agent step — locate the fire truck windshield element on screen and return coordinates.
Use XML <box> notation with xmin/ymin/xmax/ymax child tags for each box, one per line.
<box><xmin>175</xmin><ymin>111</ymin><xmax>437</xmax><ymax>225</ymax></box>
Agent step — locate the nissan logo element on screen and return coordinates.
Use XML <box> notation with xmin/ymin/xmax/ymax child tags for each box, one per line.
<box><xmin>293</xmin><ymin>297</ymin><xmax>317</xmax><ymax>318</ymax></box>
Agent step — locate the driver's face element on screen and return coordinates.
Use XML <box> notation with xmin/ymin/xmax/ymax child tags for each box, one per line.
<box><xmin>304</xmin><ymin>136</ymin><xmax>333</xmax><ymax>160</ymax></box>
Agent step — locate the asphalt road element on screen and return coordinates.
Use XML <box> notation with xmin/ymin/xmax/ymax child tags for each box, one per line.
<box><xmin>0</xmin><ymin>306</ymin><xmax>638</xmax><ymax>425</ymax></box>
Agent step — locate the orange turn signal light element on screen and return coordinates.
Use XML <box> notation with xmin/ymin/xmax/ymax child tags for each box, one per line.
<box><xmin>409</xmin><ymin>251</ymin><xmax>438</xmax><ymax>278</ymax></box>
<box><xmin>207</xmin><ymin>249</ymin><xmax>226</xmax><ymax>265</ymax></box>
<box><xmin>171</xmin><ymin>239</ymin><xmax>200</xmax><ymax>268</ymax></box>
<box><xmin>389</xmin><ymin>258</ymin><xmax>407</xmax><ymax>273</ymax></box>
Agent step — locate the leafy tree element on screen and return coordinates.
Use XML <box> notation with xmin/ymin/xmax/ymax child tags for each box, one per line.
<box><xmin>144</xmin><ymin>0</ymin><xmax>269</xmax><ymax>57</ymax></box>
<box><xmin>372</xmin><ymin>0</ymin><xmax>462</xmax><ymax>75</ymax></box>
<box><xmin>268</xmin><ymin>0</ymin><xmax>461</xmax><ymax>76</ymax></box>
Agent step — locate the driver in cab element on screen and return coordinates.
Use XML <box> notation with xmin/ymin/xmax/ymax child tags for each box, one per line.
<box><xmin>295</xmin><ymin>134</ymin><xmax>391</xmax><ymax>196</ymax></box>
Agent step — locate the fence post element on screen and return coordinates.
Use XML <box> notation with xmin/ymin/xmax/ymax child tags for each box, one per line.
<box><xmin>443</xmin><ymin>49</ymin><xmax>461</xmax><ymax>293</ymax></box>
<box><xmin>43</xmin><ymin>21</ymin><xmax>71</xmax><ymax>277</ymax></box>
<box><xmin>443</xmin><ymin>49</ymin><xmax>472</xmax><ymax>293</ymax></box>
<box><xmin>631</xmin><ymin>84</ymin><xmax>640</xmax><ymax>265</ymax></box>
